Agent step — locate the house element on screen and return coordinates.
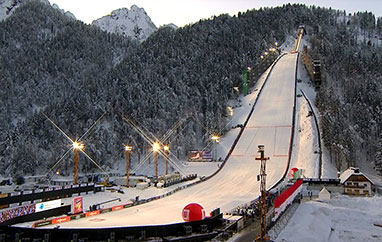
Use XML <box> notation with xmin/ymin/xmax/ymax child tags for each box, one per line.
<box><xmin>318</xmin><ymin>187</ymin><xmax>331</xmax><ymax>200</ymax></box>
<box><xmin>339</xmin><ymin>167</ymin><xmax>373</xmax><ymax>195</ymax></box>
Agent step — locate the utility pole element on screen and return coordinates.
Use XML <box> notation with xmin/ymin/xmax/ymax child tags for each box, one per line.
<box><xmin>255</xmin><ymin>145</ymin><xmax>270</xmax><ymax>242</ymax></box>
<box><xmin>125</xmin><ymin>145</ymin><xmax>133</xmax><ymax>187</ymax></box>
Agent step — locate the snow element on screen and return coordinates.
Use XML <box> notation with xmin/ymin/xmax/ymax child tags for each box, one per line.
<box><xmin>25</xmin><ymin>52</ymin><xmax>298</xmax><ymax>229</ymax></box>
<box><xmin>290</xmin><ymin>92</ymin><xmax>320</xmax><ymax>178</ymax></box>
<box><xmin>92</xmin><ymin>5</ymin><xmax>157</xmax><ymax>42</ymax></box>
<box><xmin>275</xmin><ymin>194</ymin><xmax>382</xmax><ymax>242</ymax></box>
<box><xmin>295</xmin><ymin>37</ymin><xmax>338</xmax><ymax>179</ymax></box>
<box><xmin>339</xmin><ymin>167</ymin><xmax>374</xmax><ymax>184</ymax></box>
<box><xmin>10</xmin><ymin>34</ymin><xmax>343</xmax><ymax>234</ymax></box>
<box><xmin>0</xmin><ymin>0</ymin><xmax>50</xmax><ymax>21</ymax></box>
<box><xmin>52</xmin><ymin>3</ymin><xmax>75</xmax><ymax>20</ymax></box>
<box><xmin>0</xmin><ymin>0</ymin><xmax>14</xmax><ymax>21</ymax></box>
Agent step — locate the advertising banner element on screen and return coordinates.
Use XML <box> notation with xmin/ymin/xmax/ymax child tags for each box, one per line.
<box><xmin>188</xmin><ymin>150</ymin><xmax>213</xmax><ymax>161</ymax></box>
<box><xmin>0</xmin><ymin>203</ymin><xmax>36</xmax><ymax>223</ymax></box>
<box><xmin>36</xmin><ymin>199</ymin><xmax>61</xmax><ymax>213</ymax></box>
<box><xmin>0</xmin><ymin>193</ymin><xmax>9</xmax><ymax>198</ymax></box>
<box><xmin>73</xmin><ymin>196</ymin><xmax>83</xmax><ymax>214</ymax></box>
<box><xmin>112</xmin><ymin>205</ymin><xmax>123</xmax><ymax>211</ymax></box>
<box><xmin>52</xmin><ymin>216</ymin><xmax>70</xmax><ymax>224</ymax></box>
<box><xmin>86</xmin><ymin>210</ymin><xmax>100</xmax><ymax>217</ymax></box>
<box><xmin>273</xmin><ymin>179</ymin><xmax>303</xmax><ymax>221</ymax></box>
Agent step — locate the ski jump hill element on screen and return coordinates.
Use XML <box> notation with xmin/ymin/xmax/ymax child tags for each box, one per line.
<box><xmin>47</xmin><ymin>52</ymin><xmax>299</xmax><ymax>228</ymax></box>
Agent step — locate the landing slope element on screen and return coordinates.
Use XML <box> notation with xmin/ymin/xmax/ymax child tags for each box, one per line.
<box><xmin>48</xmin><ymin>53</ymin><xmax>298</xmax><ymax>228</ymax></box>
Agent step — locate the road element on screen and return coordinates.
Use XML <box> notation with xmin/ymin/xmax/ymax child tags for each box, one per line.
<box><xmin>47</xmin><ymin>53</ymin><xmax>298</xmax><ymax>228</ymax></box>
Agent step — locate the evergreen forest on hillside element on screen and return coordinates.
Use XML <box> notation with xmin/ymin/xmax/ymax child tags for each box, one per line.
<box><xmin>0</xmin><ymin>0</ymin><xmax>381</xmax><ymax>177</ymax></box>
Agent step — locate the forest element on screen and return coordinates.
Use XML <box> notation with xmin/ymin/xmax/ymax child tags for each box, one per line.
<box><xmin>0</xmin><ymin>0</ymin><xmax>381</xmax><ymax>177</ymax></box>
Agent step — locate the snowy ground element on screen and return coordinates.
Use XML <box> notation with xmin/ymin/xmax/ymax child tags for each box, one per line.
<box><xmin>275</xmin><ymin>194</ymin><xmax>382</xmax><ymax>242</ymax></box>
<box><xmin>273</xmin><ymin>36</ymin><xmax>382</xmax><ymax>242</ymax></box>
<box><xmin>293</xmin><ymin>38</ymin><xmax>338</xmax><ymax>179</ymax></box>
<box><xmin>16</xmin><ymin>51</ymin><xmax>297</xmax><ymax>228</ymax></box>
<box><xmin>10</xmin><ymin>53</ymin><xmax>276</xmax><ymax>228</ymax></box>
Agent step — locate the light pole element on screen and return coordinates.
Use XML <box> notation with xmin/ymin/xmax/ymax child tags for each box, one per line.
<box><xmin>255</xmin><ymin>145</ymin><xmax>270</xmax><ymax>241</ymax></box>
<box><xmin>72</xmin><ymin>141</ymin><xmax>85</xmax><ymax>185</ymax></box>
<box><xmin>125</xmin><ymin>145</ymin><xmax>133</xmax><ymax>187</ymax></box>
<box><xmin>211</xmin><ymin>135</ymin><xmax>220</xmax><ymax>161</ymax></box>
<box><xmin>164</xmin><ymin>145</ymin><xmax>169</xmax><ymax>175</ymax></box>
<box><xmin>275</xmin><ymin>41</ymin><xmax>279</xmax><ymax>53</ymax></box>
<box><xmin>152</xmin><ymin>141</ymin><xmax>160</xmax><ymax>179</ymax></box>
<box><xmin>243</xmin><ymin>67</ymin><xmax>251</xmax><ymax>96</ymax></box>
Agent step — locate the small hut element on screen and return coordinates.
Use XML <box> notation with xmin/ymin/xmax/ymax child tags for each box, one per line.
<box><xmin>318</xmin><ymin>187</ymin><xmax>331</xmax><ymax>200</ymax></box>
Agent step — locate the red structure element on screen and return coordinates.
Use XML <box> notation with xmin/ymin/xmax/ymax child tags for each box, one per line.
<box><xmin>182</xmin><ymin>203</ymin><xmax>205</xmax><ymax>222</ymax></box>
<box><xmin>291</xmin><ymin>167</ymin><xmax>299</xmax><ymax>178</ymax></box>
<box><xmin>273</xmin><ymin>179</ymin><xmax>303</xmax><ymax>221</ymax></box>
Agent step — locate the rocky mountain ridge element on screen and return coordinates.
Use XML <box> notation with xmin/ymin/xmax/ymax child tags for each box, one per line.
<box><xmin>92</xmin><ymin>5</ymin><xmax>157</xmax><ymax>42</ymax></box>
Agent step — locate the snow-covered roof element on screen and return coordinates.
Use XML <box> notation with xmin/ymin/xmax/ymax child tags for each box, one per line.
<box><xmin>339</xmin><ymin>167</ymin><xmax>374</xmax><ymax>184</ymax></box>
<box><xmin>320</xmin><ymin>186</ymin><xmax>330</xmax><ymax>194</ymax></box>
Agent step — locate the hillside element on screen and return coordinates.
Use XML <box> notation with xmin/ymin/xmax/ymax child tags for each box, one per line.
<box><xmin>0</xmin><ymin>1</ymin><xmax>381</xmax><ymax>181</ymax></box>
<box><xmin>306</xmin><ymin>11</ymin><xmax>382</xmax><ymax>175</ymax></box>
<box><xmin>276</xmin><ymin>195</ymin><xmax>382</xmax><ymax>242</ymax></box>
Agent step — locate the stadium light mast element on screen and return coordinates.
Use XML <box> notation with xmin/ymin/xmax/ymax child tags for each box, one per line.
<box><xmin>125</xmin><ymin>145</ymin><xmax>133</xmax><ymax>187</ymax></box>
<box><xmin>255</xmin><ymin>144</ymin><xmax>270</xmax><ymax>242</ymax></box>
<box><xmin>211</xmin><ymin>135</ymin><xmax>220</xmax><ymax>161</ymax></box>
<box><xmin>153</xmin><ymin>141</ymin><xmax>160</xmax><ymax>179</ymax></box>
<box><xmin>73</xmin><ymin>141</ymin><xmax>85</xmax><ymax>185</ymax></box>
<box><xmin>164</xmin><ymin>145</ymin><xmax>169</xmax><ymax>175</ymax></box>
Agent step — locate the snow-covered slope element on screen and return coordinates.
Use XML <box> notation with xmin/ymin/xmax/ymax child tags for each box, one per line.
<box><xmin>51</xmin><ymin>3</ymin><xmax>75</xmax><ymax>20</ymax></box>
<box><xmin>0</xmin><ymin>0</ymin><xmax>74</xmax><ymax>21</ymax></box>
<box><xmin>92</xmin><ymin>5</ymin><xmax>157</xmax><ymax>42</ymax></box>
<box><xmin>275</xmin><ymin>195</ymin><xmax>382</xmax><ymax>242</ymax></box>
<box><xmin>40</xmin><ymin>52</ymin><xmax>298</xmax><ymax>228</ymax></box>
<box><xmin>1</xmin><ymin>0</ymin><xmax>47</xmax><ymax>21</ymax></box>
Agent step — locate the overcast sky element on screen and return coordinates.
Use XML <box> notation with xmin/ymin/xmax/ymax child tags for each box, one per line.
<box><xmin>49</xmin><ymin>0</ymin><xmax>382</xmax><ymax>27</ymax></box>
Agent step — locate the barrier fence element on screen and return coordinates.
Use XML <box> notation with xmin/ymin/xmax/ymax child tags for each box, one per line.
<box><xmin>2</xmin><ymin>212</ymin><xmax>223</xmax><ymax>242</ymax></box>
<box><xmin>272</xmin><ymin>179</ymin><xmax>303</xmax><ymax>222</ymax></box>
<box><xmin>0</xmin><ymin>183</ymin><xmax>101</xmax><ymax>208</ymax></box>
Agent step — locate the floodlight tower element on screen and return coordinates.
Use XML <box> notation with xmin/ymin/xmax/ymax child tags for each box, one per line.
<box><xmin>255</xmin><ymin>145</ymin><xmax>270</xmax><ymax>241</ymax></box>
<box><xmin>73</xmin><ymin>141</ymin><xmax>85</xmax><ymax>185</ymax></box>
<box><xmin>164</xmin><ymin>145</ymin><xmax>169</xmax><ymax>175</ymax></box>
<box><xmin>211</xmin><ymin>135</ymin><xmax>220</xmax><ymax>161</ymax></box>
<box><xmin>125</xmin><ymin>145</ymin><xmax>133</xmax><ymax>187</ymax></box>
<box><xmin>152</xmin><ymin>141</ymin><xmax>160</xmax><ymax>179</ymax></box>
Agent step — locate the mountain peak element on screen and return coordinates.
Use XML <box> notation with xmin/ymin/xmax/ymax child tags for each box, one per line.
<box><xmin>52</xmin><ymin>3</ymin><xmax>76</xmax><ymax>20</ymax></box>
<box><xmin>92</xmin><ymin>5</ymin><xmax>157</xmax><ymax>42</ymax></box>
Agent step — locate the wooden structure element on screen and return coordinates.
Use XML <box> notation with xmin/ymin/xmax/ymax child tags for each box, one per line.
<box><xmin>340</xmin><ymin>167</ymin><xmax>373</xmax><ymax>195</ymax></box>
<box><xmin>302</xmin><ymin>46</ymin><xmax>322</xmax><ymax>88</ymax></box>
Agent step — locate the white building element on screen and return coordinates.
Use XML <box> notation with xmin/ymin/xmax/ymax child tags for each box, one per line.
<box><xmin>339</xmin><ymin>167</ymin><xmax>373</xmax><ymax>196</ymax></box>
<box><xmin>318</xmin><ymin>187</ymin><xmax>331</xmax><ymax>200</ymax></box>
